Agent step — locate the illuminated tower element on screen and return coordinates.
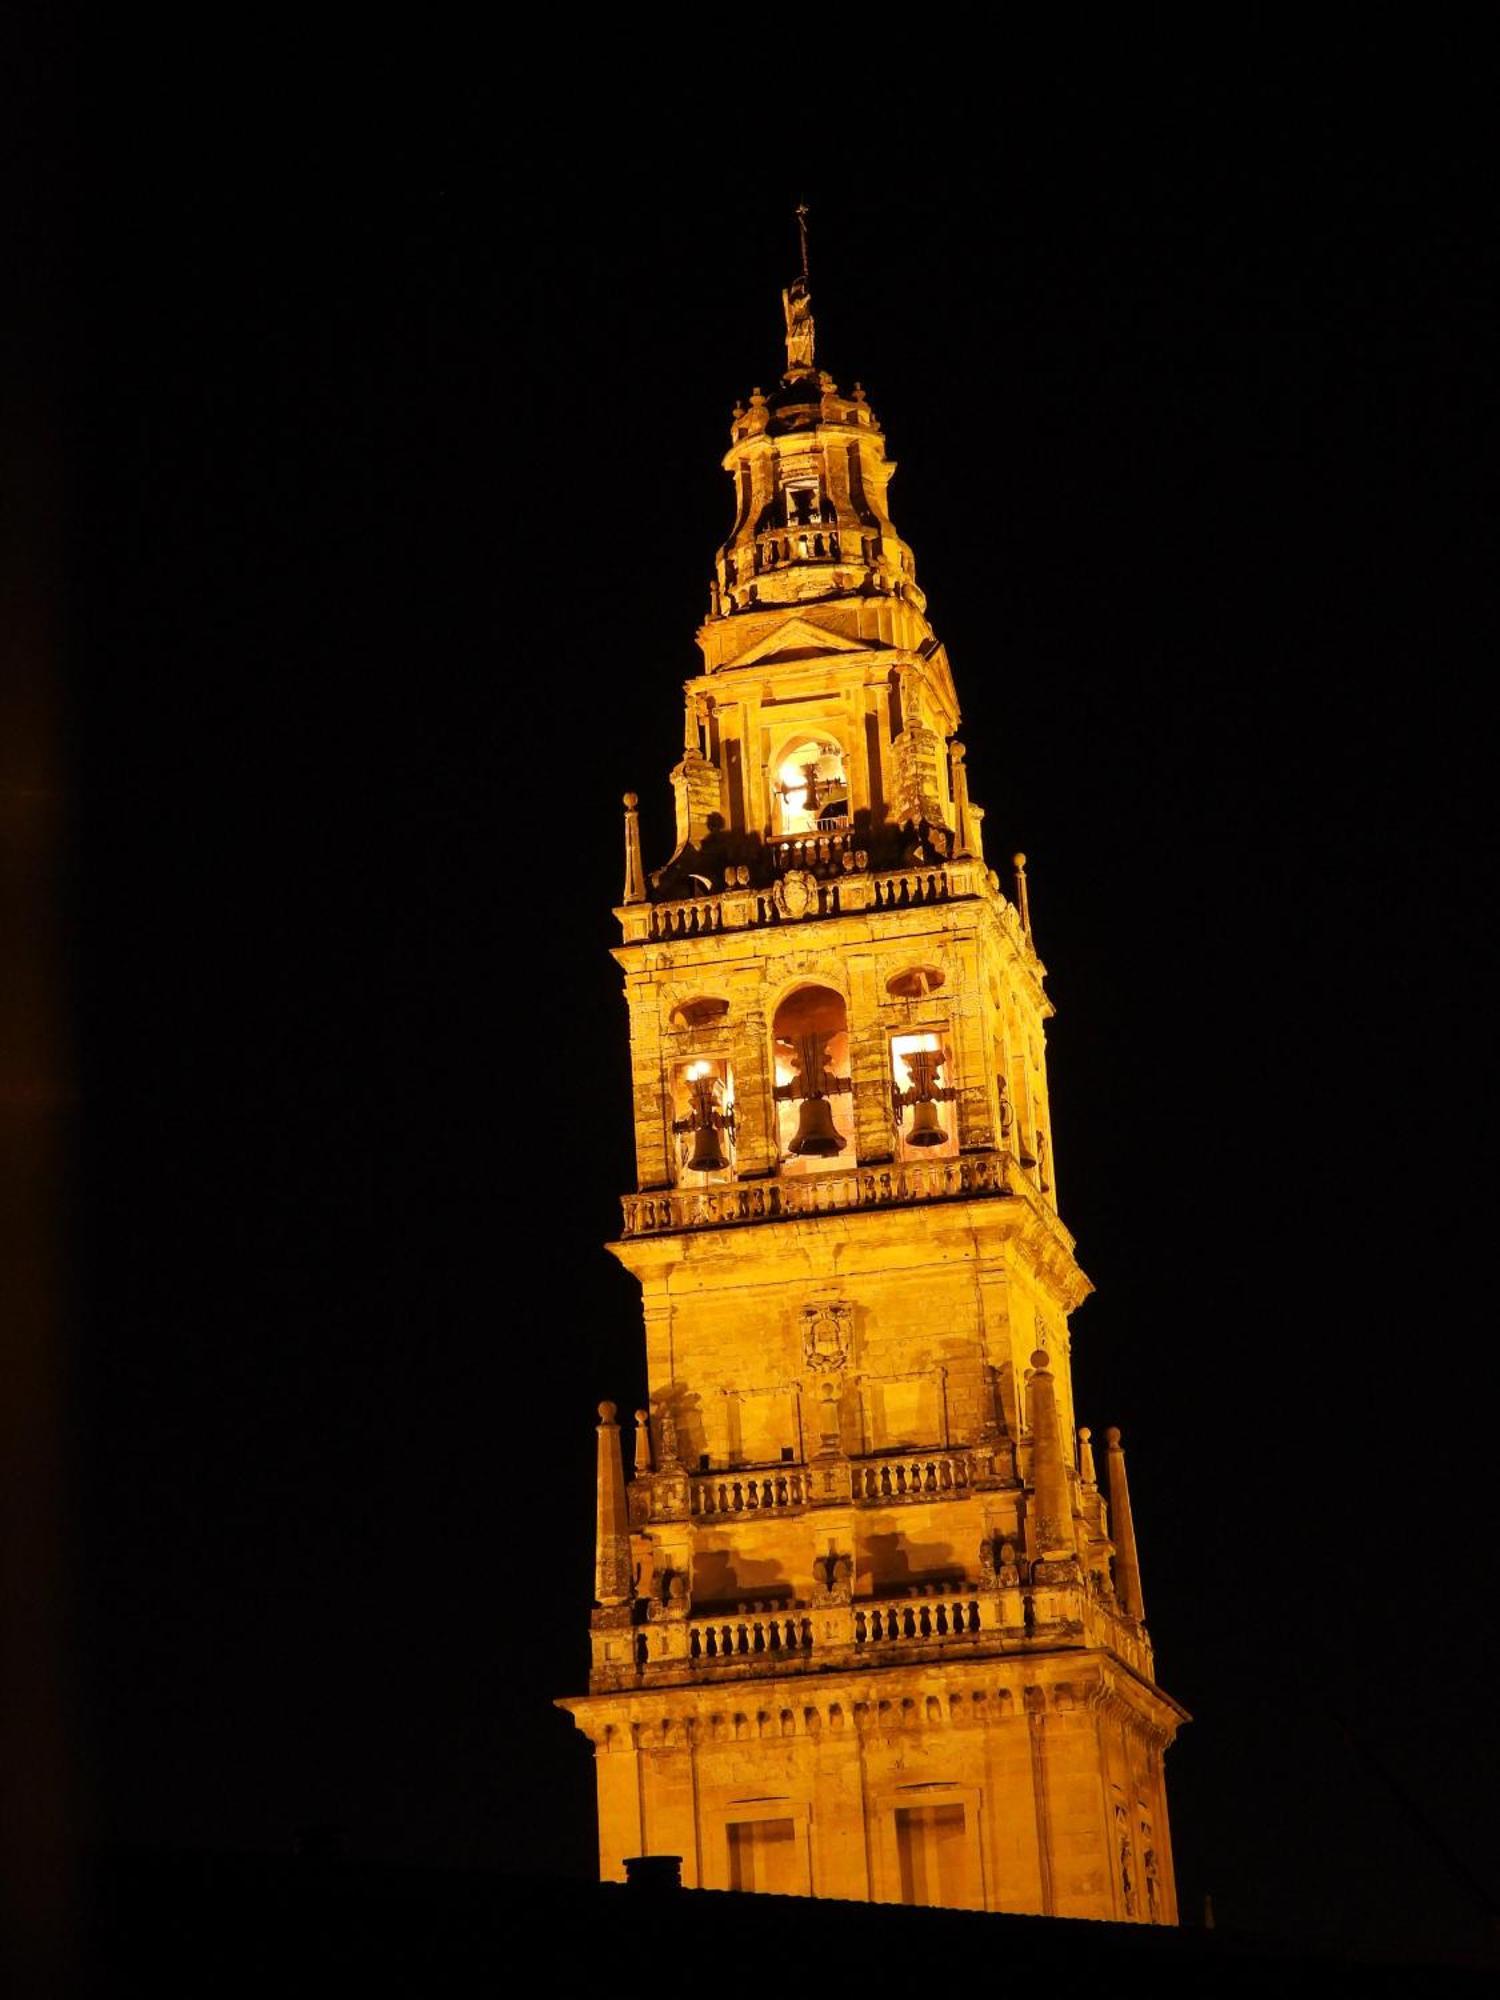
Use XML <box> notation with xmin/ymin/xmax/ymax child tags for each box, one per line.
<box><xmin>559</xmin><ymin>242</ymin><xmax>1186</xmax><ymax>1920</ymax></box>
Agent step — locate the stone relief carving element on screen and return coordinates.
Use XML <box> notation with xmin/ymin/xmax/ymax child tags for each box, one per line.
<box><xmin>802</xmin><ymin>1299</ymin><xmax>853</xmax><ymax>1370</ymax></box>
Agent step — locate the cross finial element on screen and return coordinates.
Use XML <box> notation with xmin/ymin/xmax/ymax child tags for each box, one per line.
<box><xmin>795</xmin><ymin>201</ymin><xmax>810</xmax><ymax>282</ymax></box>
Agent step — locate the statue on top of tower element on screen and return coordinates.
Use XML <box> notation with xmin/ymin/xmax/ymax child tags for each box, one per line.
<box><xmin>782</xmin><ymin>200</ymin><xmax>816</xmax><ymax>375</ymax></box>
<box><xmin>782</xmin><ymin>278</ymin><xmax>815</xmax><ymax>375</ymax></box>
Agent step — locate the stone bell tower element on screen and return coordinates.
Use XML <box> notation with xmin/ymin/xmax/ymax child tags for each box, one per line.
<box><xmin>558</xmin><ymin>237</ymin><xmax>1186</xmax><ymax>1920</ymax></box>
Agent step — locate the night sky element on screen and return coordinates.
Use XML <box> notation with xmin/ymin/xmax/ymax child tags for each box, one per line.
<box><xmin>34</xmin><ymin>56</ymin><xmax>1497</xmax><ymax>1963</ymax></box>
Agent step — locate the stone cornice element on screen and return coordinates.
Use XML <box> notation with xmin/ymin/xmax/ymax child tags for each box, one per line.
<box><xmin>558</xmin><ymin>1648</ymin><xmax>1182</xmax><ymax>1751</ymax></box>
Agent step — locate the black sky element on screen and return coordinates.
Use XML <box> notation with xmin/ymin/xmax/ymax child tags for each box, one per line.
<box><xmin>47</xmin><ymin>52</ymin><xmax>1498</xmax><ymax>1963</ymax></box>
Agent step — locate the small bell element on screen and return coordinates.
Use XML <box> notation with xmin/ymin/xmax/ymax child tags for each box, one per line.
<box><xmin>894</xmin><ymin>1044</ymin><xmax>955</xmax><ymax>1148</ymax></box>
<box><xmin>686</xmin><ymin>1121</ymin><xmax>729</xmax><ymax>1173</ymax></box>
<box><xmin>905</xmin><ymin>1099</ymin><xmax>948</xmax><ymax>1147</ymax></box>
<box><xmin>788</xmin><ymin>1096</ymin><xmax>846</xmax><ymax>1157</ymax></box>
<box><xmin>676</xmin><ymin>1071</ymin><xmax>734</xmax><ymax>1175</ymax></box>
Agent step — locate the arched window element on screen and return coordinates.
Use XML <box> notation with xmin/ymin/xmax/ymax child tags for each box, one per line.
<box><xmin>771</xmin><ymin>986</ymin><xmax>853</xmax><ymax>1175</ymax></box>
<box><xmin>772</xmin><ymin>735</ymin><xmax>848</xmax><ymax>836</ymax></box>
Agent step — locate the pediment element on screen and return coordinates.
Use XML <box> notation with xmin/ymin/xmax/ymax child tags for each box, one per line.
<box><xmin>718</xmin><ymin>616</ymin><xmax>873</xmax><ymax>671</ymax></box>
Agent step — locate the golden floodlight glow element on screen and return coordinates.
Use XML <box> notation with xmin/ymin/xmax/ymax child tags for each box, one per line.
<box><xmin>559</xmin><ymin>248</ymin><xmax>1186</xmax><ymax>1923</ymax></box>
<box><xmin>778</xmin><ymin>755</ymin><xmax>812</xmax><ymax>814</ymax></box>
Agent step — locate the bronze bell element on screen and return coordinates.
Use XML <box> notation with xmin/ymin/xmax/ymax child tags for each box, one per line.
<box><xmin>686</xmin><ymin>1121</ymin><xmax>729</xmax><ymax>1174</ymax></box>
<box><xmin>788</xmin><ymin>1095</ymin><xmax>845</xmax><ymax>1157</ymax></box>
<box><xmin>679</xmin><ymin>1072</ymin><xmax>733</xmax><ymax>1175</ymax></box>
<box><xmin>904</xmin><ymin>1099</ymin><xmax>949</xmax><ymax>1147</ymax></box>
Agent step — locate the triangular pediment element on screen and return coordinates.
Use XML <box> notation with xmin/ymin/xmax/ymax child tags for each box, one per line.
<box><xmin>718</xmin><ymin>616</ymin><xmax>874</xmax><ymax>671</ymax></box>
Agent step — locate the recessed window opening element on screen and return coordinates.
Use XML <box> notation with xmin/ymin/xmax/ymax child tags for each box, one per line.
<box><xmin>772</xmin><ymin>985</ymin><xmax>853</xmax><ymax>1175</ymax></box>
<box><xmin>890</xmin><ymin>1031</ymin><xmax>958</xmax><ymax>1160</ymax></box>
<box><xmin>671</xmin><ymin>1058</ymin><xmax>736</xmax><ymax>1182</ymax></box>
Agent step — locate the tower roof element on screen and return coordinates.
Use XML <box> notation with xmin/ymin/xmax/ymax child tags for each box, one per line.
<box><xmin>705</xmin><ymin>241</ymin><xmax>927</xmax><ymax>648</ymax></box>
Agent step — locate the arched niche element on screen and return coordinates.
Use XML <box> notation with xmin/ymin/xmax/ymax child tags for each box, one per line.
<box><xmin>669</xmin><ymin>995</ymin><xmax>731</xmax><ymax>1030</ymax></box>
<box><xmin>886</xmin><ymin>965</ymin><xmax>945</xmax><ymax>1000</ymax></box>
<box><xmin>771</xmin><ymin>984</ymin><xmax>853</xmax><ymax>1174</ymax></box>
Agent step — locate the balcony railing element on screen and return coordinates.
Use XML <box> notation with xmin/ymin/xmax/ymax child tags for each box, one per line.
<box><xmin>682</xmin><ymin>1451</ymin><xmax>976</xmax><ymax>1520</ymax></box>
<box><xmin>854</xmin><ymin>1589</ymin><xmax>983</xmax><ymax>1645</ymax></box>
<box><xmin>691</xmin><ymin>1469</ymin><xmax>809</xmax><ymax>1516</ymax></box>
<box><xmin>621</xmin><ymin>1148</ymin><xmax>1013</xmax><ymax>1237</ymax></box>
<box><xmin>606</xmin><ymin>1574</ymin><xmax>1156</xmax><ymax>1690</ymax></box>
<box><xmin>642</xmin><ymin>860</ymin><xmax>962</xmax><ymax>943</ymax></box>
<box><xmin>687</xmin><ymin>1613</ymin><xmax>814</xmax><ymax>1664</ymax></box>
<box><xmin>852</xmin><ymin>1452</ymin><xmax>975</xmax><ymax>1501</ymax></box>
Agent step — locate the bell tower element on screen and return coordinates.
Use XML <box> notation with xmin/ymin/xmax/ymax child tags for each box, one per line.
<box><xmin>558</xmin><ymin>239</ymin><xmax>1187</xmax><ymax>1921</ymax></box>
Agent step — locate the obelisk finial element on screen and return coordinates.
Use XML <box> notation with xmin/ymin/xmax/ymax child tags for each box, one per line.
<box><xmin>1105</xmin><ymin>1426</ymin><xmax>1146</xmax><ymax>1622</ymax></box>
<box><xmin>622</xmin><ymin>792</ymin><xmax>646</xmax><ymax>906</ymax></box>
<box><xmin>1011</xmin><ymin>853</ymin><xmax>1032</xmax><ymax>941</ymax></box>
<box><xmin>593</xmin><ymin>1403</ymin><xmax>632</xmax><ymax>1610</ymax></box>
<box><xmin>1026</xmin><ymin>1351</ymin><xmax>1075</xmax><ymax>1559</ymax></box>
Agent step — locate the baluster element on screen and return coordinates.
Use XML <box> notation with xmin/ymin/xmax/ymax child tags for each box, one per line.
<box><xmin>902</xmin><ymin>1607</ymin><xmax>917</xmax><ymax>1638</ymax></box>
<box><xmin>918</xmin><ymin>1605</ymin><xmax>932</xmax><ymax>1637</ymax></box>
<box><xmin>746</xmin><ymin>1480</ymin><xmax>759</xmax><ymax>1509</ymax></box>
<box><xmin>705</xmin><ymin>1626</ymin><xmax>718</xmax><ymax>1657</ymax></box>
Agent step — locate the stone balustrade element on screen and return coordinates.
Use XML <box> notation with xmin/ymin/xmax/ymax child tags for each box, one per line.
<box><xmin>870</xmin><ymin>868</ymin><xmax>949</xmax><ymax>909</ymax></box>
<box><xmin>600</xmin><ymin>1571</ymin><xmax>1155</xmax><ymax>1692</ymax></box>
<box><xmin>649</xmin><ymin>896</ymin><xmax>726</xmax><ymax>940</ymax></box>
<box><xmin>676</xmin><ymin>1612</ymin><xmax>814</xmax><ymax>1667</ymax></box>
<box><xmin>852</xmin><ymin>1452</ymin><xmax>974</xmax><ymax>1502</ymax></box>
<box><xmin>691</xmin><ymin>1468</ymin><xmax>808</xmax><ymax>1517</ymax></box>
<box><xmin>682</xmin><ymin>1453</ymin><xmax>973</xmax><ymax>1521</ymax></box>
<box><xmin>854</xmin><ymin>1588</ymin><xmax>984</xmax><ymax>1647</ymax></box>
<box><xmin>628</xmin><ymin>856</ymin><xmax>993</xmax><ymax>945</ymax></box>
<box><xmin>621</xmin><ymin>1147</ymin><xmax>1012</xmax><ymax>1237</ymax></box>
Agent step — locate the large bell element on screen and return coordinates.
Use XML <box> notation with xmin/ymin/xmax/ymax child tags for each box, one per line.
<box><xmin>686</xmin><ymin>1122</ymin><xmax>729</xmax><ymax>1173</ymax></box>
<box><xmin>904</xmin><ymin>1099</ymin><xmax>949</xmax><ymax>1147</ymax></box>
<box><xmin>788</xmin><ymin>1095</ymin><xmax>846</xmax><ymax>1157</ymax></box>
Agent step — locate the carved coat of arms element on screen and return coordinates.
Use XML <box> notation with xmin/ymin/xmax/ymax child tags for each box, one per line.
<box><xmin>775</xmin><ymin>869</ymin><xmax>817</xmax><ymax>919</ymax></box>
<box><xmin>802</xmin><ymin>1300</ymin><xmax>853</xmax><ymax>1370</ymax></box>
